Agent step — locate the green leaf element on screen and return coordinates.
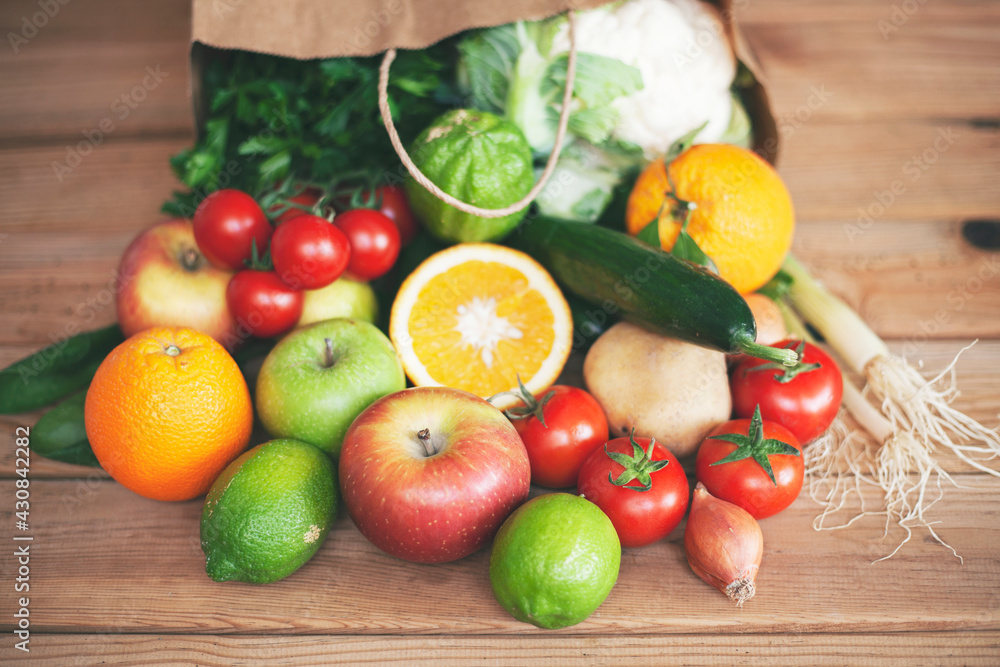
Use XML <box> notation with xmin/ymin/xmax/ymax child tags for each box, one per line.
<box><xmin>664</xmin><ymin>120</ymin><xmax>708</xmax><ymax>162</ymax></box>
<box><xmin>545</xmin><ymin>52</ymin><xmax>643</xmax><ymax>109</ymax></box>
<box><xmin>636</xmin><ymin>219</ymin><xmax>661</xmax><ymax>247</ymax></box>
<box><xmin>671</xmin><ymin>229</ymin><xmax>719</xmax><ymax>274</ymax></box>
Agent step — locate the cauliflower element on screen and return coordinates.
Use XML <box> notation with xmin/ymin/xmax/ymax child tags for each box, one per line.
<box><xmin>548</xmin><ymin>0</ymin><xmax>736</xmax><ymax>157</ymax></box>
<box><xmin>457</xmin><ymin>0</ymin><xmax>746</xmax><ymax>221</ymax></box>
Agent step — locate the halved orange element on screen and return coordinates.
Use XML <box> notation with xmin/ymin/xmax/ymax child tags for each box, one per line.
<box><xmin>389</xmin><ymin>244</ymin><xmax>572</xmax><ymax>409</ymax></box>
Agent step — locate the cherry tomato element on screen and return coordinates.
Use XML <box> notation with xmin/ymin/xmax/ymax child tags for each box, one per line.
<box><xmin>730</xmin><ymin>338</ymin><xmax>843</xmax><ymax>444</ymax></box>
<box><xmin>577</xmin><ymin>433</ymin><xmax>689</xmax><ymax>548</ymax></box>
<box><xmin>272</xmin><ymin>187</ymin><xmax>322</xmax><ymax>224</ymax></box>
<box><xmin>226</xmin><ymin>270</ymin><xmax>304</xmax><ymax>339</ymax></box>
<box><xmin>504</xmin><ymin>383</ymin><xmax>608</xmax><ymax>489</ymax></box>
<box><xmin>270</xmin><ymin>215</ymin><xmax>351</xmax><ymax>290</ymax></box>
<box><xmin>193</xmin><ymin>189</ymin><xmax>272</xmax><ymax>270</ymax></box>
<box><xmin>695</xmin><ymin>407</ymin><xmax>803</xmax><ymax>519</ymax></box>
<box><xmin>334</xmin><ymin>208</ymin><xmax>401</xmax><ymax>281</ymax></box>
<box><xmin>372</xmin><ymin>185</ymin><xmax>419</xmax><ymax>245</ymax></box>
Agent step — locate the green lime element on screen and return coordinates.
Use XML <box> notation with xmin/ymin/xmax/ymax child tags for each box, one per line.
<box><xmin>489</xmin><ymin>493</ymin><xmax>621</xmax><ymax>629</ymax></box>
<box><xmin>405</xmin><ymin>108</ymin><xmax>534</xmax><ymax>244</ymax></box>
<box><xmin>200</xmin><ymin>438</ymin><xmax>337</xmax><ymax>584</ymax></box>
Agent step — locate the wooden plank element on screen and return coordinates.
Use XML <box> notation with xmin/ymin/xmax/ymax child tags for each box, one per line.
<box><xmin>777</xmin><ymin>121</ymin><xmax>1000</xmax><ymax>222</ymax></box>
<box><xmin>0</xmin><ymin>45</ymin><xmax>194</xmax><ymax>143</ymax></box>
<box><xmin>792</xmin><ymin>219</ymin><xmax>1000</xmax><ymax>340</ymax></box>
<box><xmin>1</xmin><ymin>119</ymin><xmax>995</xmax><ymax>239</ymax></box>
<box><xmin>6</xmin><ymin>631</ymin><xmax>1000</xmax><ymax>666</ymax></box>
<box><xmin>738</xmin><ymin>0</ymin><xmax>1000</xmax><ymax>24</ymax></box>
<box><xmin>0</xmin><ymin>0</ymin><xmax>192</xmax><ymax>142</ymax></box>
<box><xmin>737</xmin><ymin>7</ymin><xmax>1000</xmax><ymax>122</ymax></box>
<box><xmin>0</xmin><ymin>477</ymin><xmax>996</xmax><ymax>635</ymax></box>
<box><xmin>3</xmin><ymin>218</ymin><xmax>997</xmax><ymax>346</ymax></box>
<box><xmin>0</xmin><ymin>139</ymin><xmax>190</xmax><ymax>236</ymax></box>
<box><xmin>1</xmin><ymin>0</ymin><xmax>998</xmax><ymax>145</ymax></box>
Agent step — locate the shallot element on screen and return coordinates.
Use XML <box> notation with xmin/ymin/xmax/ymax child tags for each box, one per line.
<box><xmin>684</xmin><ymin>483</ymin><xmax>763</xmax><ymax>607</ymax></box>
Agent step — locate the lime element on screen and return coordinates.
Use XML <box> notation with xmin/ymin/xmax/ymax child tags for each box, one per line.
<box><xmin>200</xmin><ymin>438</ymin><xmax>337</xmax><ymax>584</ymax></box>
<box><xmin>489</xmin><ymin>493</ymin><xmax>621</xmax><ymax>629</ymax></box>
<box><xmin>405</xmin><ymin>108</ymin><xmax>534</xmax><ymax>244</ymax></box>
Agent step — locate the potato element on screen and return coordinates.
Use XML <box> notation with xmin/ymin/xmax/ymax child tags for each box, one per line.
<box><xmin>583</xmin><ymin>321</ymin><xmax>731</xmax><ymax>458</ymax></box>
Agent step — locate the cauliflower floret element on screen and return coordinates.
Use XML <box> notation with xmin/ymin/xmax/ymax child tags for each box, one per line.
<box><xmin>550</xmin><ymin>0</ymin><xmax>736</xmax><ymax>157</ymax></box>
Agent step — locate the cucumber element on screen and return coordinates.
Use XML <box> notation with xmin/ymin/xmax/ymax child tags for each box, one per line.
<box><xmin>30</xmin><ymin>390</ymin><xmax>100</xmax><ymax>467</ymax></box>
<box><xmin>0</xmin><ymin>324</ymin><xmax>124</xmax><ymax>414</ymax></box>
<box><xmin>565</xmin><ymin>291</ymin><xmax>618</xmax><ymax>353</ymax></box>
<box><xmin>508</xmin><ymin>217</ymin><xmax>796</xmax><ymax>364</ymax></box>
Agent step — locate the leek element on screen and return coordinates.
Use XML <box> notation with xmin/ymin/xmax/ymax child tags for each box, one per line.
<box><xmin>777</xmin><ymin>261</ymin><xmax>999</xmax><ymax>560</ymax></box>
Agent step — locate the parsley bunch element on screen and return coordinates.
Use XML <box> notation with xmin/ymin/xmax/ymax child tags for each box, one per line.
<box><xmin>163</xmin><ymin>42</ymin><xmax>460</xmax><ymax>218</ymax></box>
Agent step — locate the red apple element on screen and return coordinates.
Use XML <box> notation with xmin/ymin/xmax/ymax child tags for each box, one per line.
<box><xmin>339</xmin><ymin>386</ymin><xmax>531</xmax><ymax>563</ymax></box>
<box><xmin>116</xmin><ymin>219</ymin><xmax>241</xmax><ymax>349</ymax></box>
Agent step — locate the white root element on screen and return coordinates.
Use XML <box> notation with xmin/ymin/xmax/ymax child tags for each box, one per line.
<box><xmin>779</xmin><ymin>275</ymin><xmax>1000</xmax><ymax>560</ymax></box>
<box><xmin>864</xmin><ymin>345</ymin><xmax>1000</xmax><ymax>478</ymax></box>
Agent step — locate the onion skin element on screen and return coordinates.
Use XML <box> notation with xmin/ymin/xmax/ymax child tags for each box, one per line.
<box><xmin>684</xmin><ymin>483</ymin><xmax>764</xmax><ymax>606</ymax></box>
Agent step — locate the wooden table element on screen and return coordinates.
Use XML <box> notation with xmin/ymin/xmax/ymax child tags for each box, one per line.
<box><xmin>2</xmin><ymin>0</ymin><xmax>999</xmax><ymax>664</ymax></box>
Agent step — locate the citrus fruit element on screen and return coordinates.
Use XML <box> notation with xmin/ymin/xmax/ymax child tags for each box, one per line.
<box><xmin>200</xmin><ymin>438</ymin><xmax>337</xmax><ymax>584</ymax></box>
<box><xmin>625</xmin><ymin>143</ymin><xmax>795</xmax><ymax>294</ymax></box>
<box><xmin>490</xmin><ymin>493</ymin><xmax>621</xmax><ymax>629</ymax></box>
<box><xmin>389</xmin><ymin>243</ymin><xmax>572</xmax><ymax>410</ymax></box>
<box><xmin>84</xmin><ymin>326</ymin><xmax>253</xmax><ymax>502</ymax></box>
<box><xmin>405</xmin><ymin>109</ymin><xmax>534</xmax><ymax>244</ymax></box>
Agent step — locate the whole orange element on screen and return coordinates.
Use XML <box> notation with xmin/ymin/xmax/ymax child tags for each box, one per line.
<box><xmin>625</xmin><ymin>144</ymin><xmax>795</xmax><ymax>294</ymax></box>
<box><xmin>85</xmin><ymin>327</ymin><xmax>253</xmax><ymax>501</ymax></box>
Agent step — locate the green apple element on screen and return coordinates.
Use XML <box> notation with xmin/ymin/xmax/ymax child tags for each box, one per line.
<box><xmin>256</xmin><ymin>319</ymin><xmax>406</xmax><ymax>458</ymax></box>
<box><xmin>297</xmin><ymin>276</ymin><xmax>378</xmax><ymax>328</ymax></box>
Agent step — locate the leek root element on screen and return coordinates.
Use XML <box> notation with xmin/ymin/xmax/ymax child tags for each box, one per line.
<box><xmin>776</xmin><ymin>263</ymin><xmax>999</xmax><ymax>560</ymax></box>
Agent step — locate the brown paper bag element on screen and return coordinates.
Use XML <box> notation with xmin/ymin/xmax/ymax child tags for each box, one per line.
<box><xmin>189</xmin><ymin>0</ymin><xmax>778</xmax><ymax>162</ymax></box>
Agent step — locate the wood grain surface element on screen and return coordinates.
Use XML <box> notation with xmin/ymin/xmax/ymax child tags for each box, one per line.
<box><xmin>0</xmin><ymin>0</ymin><xmax>998</xmax><ymax>664</ymax></box>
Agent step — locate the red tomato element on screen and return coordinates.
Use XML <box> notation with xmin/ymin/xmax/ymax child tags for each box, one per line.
<box><xmin>270</xmin><ymin>215</ymin><xmax>351</xmax><ymax>290</ymax></box>
<box><xmin>226</xmin><ymin>270</ymin><xmax>304</xmax><ymax>339</ymax></box>
<box><xmin>372</xmin><ymin>185</ymin><xmax>419</xmax><ymax>245</ymax></box>
<box><xmin>193</xmin><ymin>189</ymin><xmax>272</xmax><ymax>270</ymax></box>
<box><xmin>695</xmin><ymin>407</ymin><xmax>803</xmax><ymax>519</ymax></box>
<box><xmin>334</xmin><ymin>208</ymin><xmax>401</xmax><ymax>281</ymax></box>
<box><xmin>730</xmin><ymin>338</ymin><xmax>843</xmax><ymax>444</ymax></box>
<box><xmin>506</xmin><ymin>384</ymin><xmax>608</xmax><ymax>489</ymax></box>
<box><xmin>577</xmin><ymin>434</ymin><xmax>689</xmax><ymax>548</ymax></box>
<box><xmin>272</xmin><ymin>187</ymin><xmax>322</xmax><ymax>224</ymax></box>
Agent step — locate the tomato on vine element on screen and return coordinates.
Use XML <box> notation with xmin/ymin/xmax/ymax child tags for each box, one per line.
<box><xmin>192</xmin><ymin>189</ymin><xmax>272</xmax><ymax>271</ymax></box>
<box><xmin>334</xmin><ymin>208</ymin><xmax>401</xmax><ymax>281</ymax></box>
<box><xmin>695</xmin><ymin>406</ymin><xmax>803</xmax><ymax>520</ymax></box>
<box><xmin>226</xmin><ymin>270</ymin><xmax>303</xmax><ymax>339</ymax></box>
<box><xmin>730</xmin><ymin>338</ymin><xmax>843</xmax><ymax>444</ymax></box>
<box><xmin>577</xmin><ymin>432</ymin><xmax>689</xmax><ymax>548</ymax></box>
<box><xmin>270</xmin><ymin>214</ymin><xmax>351</xmax><ymax>290</ymax></box>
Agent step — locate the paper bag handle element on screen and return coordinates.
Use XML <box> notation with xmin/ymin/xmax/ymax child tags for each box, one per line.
<box><xmin>377</xmin><ymin>11</ymin><xmax>578</xmax><ymax>219</ymax></box>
